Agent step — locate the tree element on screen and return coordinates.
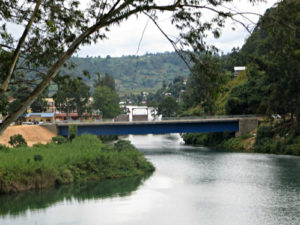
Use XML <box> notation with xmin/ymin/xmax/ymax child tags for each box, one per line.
<box><xmin>0</xmin><ymin>0</ymin><xmax>264</xmax><ymax>134</ymax></box>
<box><xmin>93</xmin><ymin>86</ymin><xmax>120</xmax><ymax>119</ymax></box>
<box><xmin>94</xmin><ymin>73</ymin><xmax>116</xmax><ymax>91</ymax></box>
<box><xmin>148</xmin><ymin>99</ymin><xmax>159</xmax><ymax>119</ymax></box>
<box><xmin>54</xmin><ymin>77</ymin><xmax>90</xmax><ymax>119</ymax></box>
<box><xmin>30</xmin><ymin>90</ymin><xmax>48</xmax><ymax>113</ymax></box>
<box><xmin>158</xmin><ymin>96</ymin><xmax>178</xmax><ymax>117</ymax></box>
<box><xmin>240</xmin><ymin>0</ymin><xmax>300</xmax><ymax>121</ymax></box>
<box><xmin>183</xmin><ymin>54</ymin><xmax>225</xmax><ymax>114</ymax></box>
<box><xmin>225</xmin><ymin>64</ymin><xmax>267</xmax><ymax>115</ymax></box>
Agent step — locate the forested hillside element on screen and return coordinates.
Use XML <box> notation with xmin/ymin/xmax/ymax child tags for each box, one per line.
<box><xmin>181</xmin><ymin>0</ymin><xmax>300</xmax><ymax>155</ymax></box>
<box><xmin>63</xmin><ymin>52</ymin><xmax>189</xmax><ymax>94</ymax></box>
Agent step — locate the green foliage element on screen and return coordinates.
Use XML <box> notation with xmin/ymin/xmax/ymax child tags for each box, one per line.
<box><xmin>114</xmin><ymin>140</ymin><xmax>136</xmax><ymax>152</ymax></box>
<box><xmin>241</xmin><ymin>0</ymin><xmax>300</xmax><ymax>119</ymax></box>
<box><xmin>54</xmin><ymin>77</ymin><xmax>91</xmax><ymax>118</ymax></box>
<box><xmin>180</xmin><ymin>105</ymin><xmax>205</xmax><ymax>117</ymax></box>
<box><xmin>256</xmin><ymin>126</ymin><xmax>274</xmax><ymax>140</ymax></box>
<box><xmin>68</xmin><ymin>125</ymin><xmax>78</xmax><ymax>141</ymax></box>
<box><xmin>222</xmin><ymin>138</ymin><xmax>244</xmax><ymax>151</ymax></box>
<box><xmin>97</xmin><ymin>135</ymin><xmax>118</xmax><ymax>143</ymax></box>
<box><xmin>254</xmin><ymin>126</ymin><xmax>274</xmax><ymax>153</ymax></box>
<box><xmin>8</xmin><ymin>134</ymin><xmax>27</xmax><ymax>148</ymax></box>
<box><xmin>183</xmin><ymin>54</ymin><xmax>226</xmax><ymax>114</ymax></box>
<box><xmin>158</xmin><ymin>96</ymin><xmax>179</xmax><ymax>117</ymax></box>
<box><xmin>183</xmin><ymin>132</ymin><xmax>234</xmax><ymax>146</ymax></box>
<box><xmin>33</xmin><ymin>154</ymin><xmax>43</xmax><ymax>162</ymax></box>
<box><xmin>67</xmin><ymin>53</ymin><xmax>189</xmax><ymax>94</ymax></box>
<box><xmin>284</xmin><ymin>144</ymin><xmax>300</xmax><ymax>156</ymax></box>
<box><xmin>30</xmin><ymin>89</ymin><xmax>48</xmax><ymax>113</ymax></box>
<box><xmin>225</xmin><ymin>64</ymin><xmax>267</xmax><ymax>115</ymax></box>
<box><xmin>52</xmin><ymin>136</ymin><xmax>68</xmax><ymax>145</ymax></box>
<box><xmin>0</xmin><ymin>134</ymin><xmax>154</xmax><ymax>193</ymax></box>
<box><xmin>0</xmin><ymin>144</ymin><xmax>9</xmax><ymax>152</ymax></box>
<box><xmin>145</xmin><ymin>76</ymin><xmax>186</xmax><ymax>109</ymax></box>
<box><xmin>93</xmin><ymin>86</ymin><xmax>120</xmax><ymax>119</ymax></box>
<box><xmin>94</xmin><ymin>73</ymin><xmax>116</xmax><ymax>90</ymax></box>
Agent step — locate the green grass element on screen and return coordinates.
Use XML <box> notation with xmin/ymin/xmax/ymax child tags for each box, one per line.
<box><xmin>0</xmin><ymin>135</ymin><xmax>154</xmax><ymax>193</ymax></box>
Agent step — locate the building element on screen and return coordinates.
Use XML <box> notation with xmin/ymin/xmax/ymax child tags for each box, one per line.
<box><xmin>234</xmin><ymin>66</ymin><xmax>246</xmax><ymax>77</ymax></box>
<box><xmin>44</xmin><ymin>98</ymin><xmax>56</xmax><ymax>113</ymax></box>
<box><xmin>25</xmin><ymin>113</ymin><xmax>55</xmax><ymax>123</ymax></box>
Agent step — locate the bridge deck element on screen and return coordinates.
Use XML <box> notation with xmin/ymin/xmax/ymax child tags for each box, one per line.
<box><xmin>57</xmin><ymin>118</ymin><xmax>241</xmax><ymax>136</ymax></box>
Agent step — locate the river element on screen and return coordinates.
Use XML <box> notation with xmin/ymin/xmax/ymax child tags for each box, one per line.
<box><xmin>0</xmin><ymin>134</ymin><xmax>299</xmax><ymax>225</ymax></box>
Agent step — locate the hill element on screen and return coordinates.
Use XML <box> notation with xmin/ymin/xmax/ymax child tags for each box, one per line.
<box><xmin>63</xmin><ymin>52</ymin><xmax>190</xmax><ymax>94</ymax></box>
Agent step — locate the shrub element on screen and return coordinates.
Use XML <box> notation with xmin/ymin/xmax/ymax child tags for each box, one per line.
<box><xmin>68</xmin><ymin>125</ymin><xmax>78</xmax><ymax>141</ymax></box>
<box><xmin>293</xmin><ymin>125</ymin><xmax>300</xmax><ymax>137</ymax></box>
<box><xmin>222</xmin><ymin>138</ymin><xmax>244</xmax><ymax>151</ymax></box>
<box><xmin>183</xmin><ymin>132</ymin><xmax>235</xmax><ymax>146</ymax></box>
<box><xmin>256</xmin><ymin>126</ymin><xmax>274</xmax><ymax>139</ymax></box>
<box><xmin>33</xmin><ymin>154</ymin><xmax>43</xmax><ymax>162</ymax></box>
<box><xmin>9</xmin><ymin>134</ymin><xmax>27</xmax><ymax>148</ymax></box>
<box><xmin>254</xmin><ymin>126</ymin><xmax>274</xmax><ymax>151</ymax></box>
<box><xmin>284</xmin><ymin>144</ymin><xmax>300</xmax><ymax>156</ymax></box>
<box><xmin>114</xmin><ymin>140</ymin><xmax>136</xmax><ymax>152</ymax></box>
<box><xmin>52</xmin><ymin>136</ymin><xmax>68</xmax><ymax>145</ymax></box>
<box><xmin>254</xmin><ymin>138</ymin><xmax>273</xmax><ymax>153</ymax></box>
<box><xmin>0</xmin><ymin>144</ymin><xmax>9</xmax><ymax>152</ymax></box>
<box><xmin>32</xmin><ymin>142</ymin><xmax>47</xmax><ymax>148</ymax></box>
<box><xmin>98</xmin><ymin>135</ymin><xmax>118</xmax><ymax>143</ymax></box>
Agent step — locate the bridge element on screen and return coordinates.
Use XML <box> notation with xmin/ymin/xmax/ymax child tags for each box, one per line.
<box><xmin>43</xmin><ymin>116</ymin><xmax>258</xmax><ymax>137</ymax></box>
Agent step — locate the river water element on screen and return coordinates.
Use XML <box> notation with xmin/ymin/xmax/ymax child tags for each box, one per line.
<box><xmin>0</xmin><ymin>134</ymin><xmax>300</xmax><ymax>225</ymax></box>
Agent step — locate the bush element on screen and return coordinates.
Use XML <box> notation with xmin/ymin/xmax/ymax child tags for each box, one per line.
<box><xmin>68</xmin><ymin>125</ymin><xmax>78</xmax><ymax>141</ymax></box>
<box><xmin>34</xmin><ymin>154</ymin><xmax>43</xmax><ymax>162</ymax></box>
<box><xmin>99</xmin><ymin>135</ymin><xmax>118</xmax><ymax>143</ymax></box>
<box><xmin>222</xmin><ymin>138</ymin><xmax>244</xmax><ymax>151</ymax></box>
<box><xmin>9</xmin><ymin>134</ymin><xmax>27</xmax><ymax>148</ymax></box>
<box><xmin>254</xmin><ymin>138</ymin><xmax>273</xmax><ymax>153</ymax></box>
<box><xmin>114</xmin><ymin>140</ymin><xmax>136</xmax><ymax>152</ymax></box>
<box><xmin>256</xmin><ymin>126</ymin><xmax>274</xmax><ymax>139</ymax></box>
<box><xmin>0</xmin><ymin>144</ymin><xmax>9</xmax><ymax>152</ymax></box>
<box><xmin>183</xmin><ymin>132</ymin><xmax>235</xmax><ymax>146</ymax></box>
<box><xmin>293</xmin><ymin>125</ymin><xmax>300</xmax><ymax>137</ymax></box>
<box><xmin>52</xmin><ymin>136</ymin><xmax>68</xmax><ymax>145</ymax></box>
<box><xmin>284</xmin><ymin>144</ymin><xmax>300</xmax><ymax>156</ymax></box>
<box><xmin>32</xmin><ymin>142</ymin><xmax>47</xmax><ymax>148</ymax></box>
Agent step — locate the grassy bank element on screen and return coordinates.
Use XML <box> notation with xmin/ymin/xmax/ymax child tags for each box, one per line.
<box><xmin>183</xmin><ymin>120</ymin><xmax>300</xmax><ymax>156</ymax></box>
<box><xmin>0</xmin><ymin>135</ymin><xmax>154</xmax><ymax>194</ymax></box>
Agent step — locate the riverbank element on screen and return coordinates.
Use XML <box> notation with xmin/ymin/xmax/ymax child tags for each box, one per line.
<box><xmin>183</xmin><ymin>120</ymin><xmax>300</xmax><ymax>156</ymax></box>
<box><xmin>0</xmin><ymin>135</ymin><xmax>154</xmax><ymax>194</ymax></box>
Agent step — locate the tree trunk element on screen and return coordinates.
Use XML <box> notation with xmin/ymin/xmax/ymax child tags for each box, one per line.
<box><xmin>0</xmin><ymin>22</ymin><xmax>103</xmax><ymax>135</ymax></box>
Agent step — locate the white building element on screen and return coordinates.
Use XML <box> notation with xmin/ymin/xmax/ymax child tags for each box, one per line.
<box><xmin>234</xmin><ymin>66</ymin><xmax>246</xmax><ymax>77</ymax></box>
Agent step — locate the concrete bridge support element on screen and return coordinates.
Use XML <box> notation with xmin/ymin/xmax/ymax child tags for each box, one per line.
<box><xmin>237</xmin><ymin>118</ymin><xmax>258</xmax><ymax>137</ymax></box>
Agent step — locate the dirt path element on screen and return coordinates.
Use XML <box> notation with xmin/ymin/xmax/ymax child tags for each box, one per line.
<box><xmin>0</xmin><ymin>125</ymin><xmax>56</xmax><ymax>147</ymax></box>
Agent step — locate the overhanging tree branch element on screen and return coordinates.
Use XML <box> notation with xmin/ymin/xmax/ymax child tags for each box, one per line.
<box><xmin>0</xmin><ymin>0</ymin><xmax>267</xmax><ymax>134</ymax></box>
<box><xmin>1</xmin><ymin>0</ymin><xmax>42</xmax><ymax>94</ymax></box>
<box><xmin>144</xmin><ymin>12</ymin><xmax>192</xmax><ymax>71</ymax></box>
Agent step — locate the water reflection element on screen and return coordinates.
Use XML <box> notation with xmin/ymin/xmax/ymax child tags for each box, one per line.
<box><xmin>0</xmin><ymin>134</ymin><xmax>299</xmax><ymax>225</ymax></box>
<box><xmin>0</xmin><ymin>173</ymin><xmax>152</xmax><ymax>217</ymax></box>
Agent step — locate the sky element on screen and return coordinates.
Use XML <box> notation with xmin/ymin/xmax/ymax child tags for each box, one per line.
<box><xmin>5</xmin><ymin>0</ymin><xmax>278</xmax><ymax>58</ymax></box>
<box><xmin>77</xmin><ymin>0</ymin><xmax>279</xmax><ymax>58</ymax></box>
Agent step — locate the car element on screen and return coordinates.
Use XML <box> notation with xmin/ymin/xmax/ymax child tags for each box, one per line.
<box><xmin>22</xmin><ymin>122</ymin><xmax>33</xmax><ymax>125</ymax></box>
